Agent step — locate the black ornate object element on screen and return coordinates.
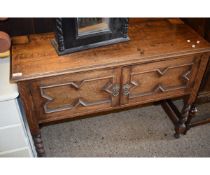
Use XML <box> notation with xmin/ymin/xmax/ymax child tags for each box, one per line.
<box><xmin>52</xmin><ymin>18</ymin><xmax>129</xmax><ymax>55</ymax></box>
<box><xmin>54</xmin><ymin>18</ymin><xmax>65</xmax><ymax>52</ymax></box>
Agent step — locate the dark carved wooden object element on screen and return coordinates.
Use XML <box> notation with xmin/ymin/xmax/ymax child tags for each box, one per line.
<box><xmin>174</xmin><ymin>104</ymin><xmax>191</xmax><ymax>138</ymax></box>
<box><xmin>174</xmin><ymin>18</ymin><xmax>210</xmax><ymax>130</ymax></box>
<box><xmin>33</xmin><ymin>133</ymin><xmax>45</xmax><ymax>157</ymax></box>
<box><xmin>11</xmin><ymin>19</ymin><xmax>210</xmax><ymax>156</ymax></box>
<box><xmin>53</xmin><ymin>18</ymin><xmax>129</xmax><ymax>55</ymax></box>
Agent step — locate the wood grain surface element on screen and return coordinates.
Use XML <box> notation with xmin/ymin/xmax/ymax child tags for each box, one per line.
<box><xmin>11</xmin><ymin>19</ymin><xmax>210</xmax><ymax>156</ymax></box>
<box><xmin>11</xmin><ymin>19</ymin><xmax>210</xmax><ymax>82</ymax></box>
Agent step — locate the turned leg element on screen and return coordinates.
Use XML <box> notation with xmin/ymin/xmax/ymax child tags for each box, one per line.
<box><xmin>18</xmin><ymin>82</ymin><xmax>46</xmax><ymax>157</ymax></box>
<box><xmin>33</xmin><ymin>132</ymin><xmax>46</xmax><ymax>157</ymax></box>
<box><xmin>173</xmin><ymin>54</ymin><xmax>209</xmax><ymax>138</ymax></box>
<box><xmin>174</xmin><ymin>103</ymin><xmax>191</xmax><ymax>138</ymax></box>
<box><xmin>184</xmin><ymin>104</ymin><xmax>198</xmax><ymax>134</ymax></box>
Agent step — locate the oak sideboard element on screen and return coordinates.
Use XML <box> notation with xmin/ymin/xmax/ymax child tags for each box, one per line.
<box><xmin>11</xmin><ymin>19</ymin><xmax>210</xmax><ymax>156</ymax></box>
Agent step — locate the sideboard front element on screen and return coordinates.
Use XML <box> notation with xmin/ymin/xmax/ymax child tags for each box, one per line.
<box><xmin>28</xmin><ymin>68</ymin><xmax>121</xmax><ymax>123</ymax></box>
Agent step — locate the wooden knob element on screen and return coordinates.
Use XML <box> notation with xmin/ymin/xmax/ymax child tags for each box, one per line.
<box><xmin>0</xmin><ymin>31</ymin><xmax>11</xmax><ymax>53</ymax></box>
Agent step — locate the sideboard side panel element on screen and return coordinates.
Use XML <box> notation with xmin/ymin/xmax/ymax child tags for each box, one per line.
<box><xmin>18</xmin><ymin>81</ymin><xmax>39</xmax><ymax>134</ymax></box>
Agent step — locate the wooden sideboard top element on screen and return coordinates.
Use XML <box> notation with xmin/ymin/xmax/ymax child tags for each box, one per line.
<box><xmin>11</xmin><ymin>19</ymin><xmax>210</xmax><ymax>82</ymax></box>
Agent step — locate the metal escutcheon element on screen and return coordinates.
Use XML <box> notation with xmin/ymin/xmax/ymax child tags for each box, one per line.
<box><xmin>123</xmin><ymin>84</ymin><xmax>130</xmax><ymax>96</ymax></box>
<box><xmin>112</xmin><ymin>84</ymin><xmax>120</xmax><ymax>97</ymax></box>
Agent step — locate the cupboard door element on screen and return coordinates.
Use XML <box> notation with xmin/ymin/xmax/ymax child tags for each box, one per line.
<box><xmin>29</xmin><ymin>67</ymin><xmax>121</xmax><ymax>123</ymax></box>
<box><xmin>121</xmin><ymin>55</ymin><xmax>201</xmax><ymax>106</ymax></box>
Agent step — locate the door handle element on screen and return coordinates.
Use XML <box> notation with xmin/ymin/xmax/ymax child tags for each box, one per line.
<box><xmin>112</xmin><ymin>84</ymin><xmax>120</xmax><ymax>97</ymax></box>
<box><xmin>123</xmin><ymin>84</ymin><xmax>131</xmax><ymax>96</ymax></box>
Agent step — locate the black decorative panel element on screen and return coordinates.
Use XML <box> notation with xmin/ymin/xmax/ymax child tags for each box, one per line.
<box><xmin>52</xmin><ymin>18</ymin><xmax>129</xmax><ymax>55</ymax></box>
